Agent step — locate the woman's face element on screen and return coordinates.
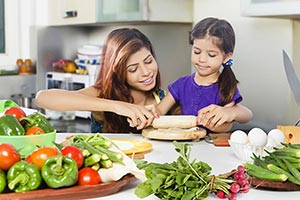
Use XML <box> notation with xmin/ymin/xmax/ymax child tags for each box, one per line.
<box><xmin>191</xmin><ymin>37</ymin><xmax>229</xmax><ymax>78</ymax></box>
<box><xmin>126</xmin><ymin>47</ymin><xmax>158</xmax><ymax>91</ymax></box>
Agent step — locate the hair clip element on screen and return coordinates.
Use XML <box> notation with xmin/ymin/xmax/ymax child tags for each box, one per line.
<box><xmin>222</xmin><ymin>59</ymin><xmax>233</xmax><ymax>67</ymax></box>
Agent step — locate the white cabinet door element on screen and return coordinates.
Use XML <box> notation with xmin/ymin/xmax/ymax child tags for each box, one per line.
<box><xmin>241</xmin><ymin>0</ymin><xmax>300</xmax><ymax>17</ymax></box>
<box><xmin>48</xmin><ymin>0</ymin><xmax>97</xmax><ymax>25</ymax></box>
<box><xmin>96</xmin><ymin>0</ymin><xmax>145</xmax><ymax>22</ymax></box>
<box><xmin>96</xmin><ymin>0</ymin><xmax>192</xmax><ymax>23</ymax></box>
<box><xmin>48</xmin><ymin>0</ymin><xmax>192</xmax><ymax>25</ymax></box>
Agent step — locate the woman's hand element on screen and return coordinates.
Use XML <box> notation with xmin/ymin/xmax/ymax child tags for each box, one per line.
<box><xmin>197</xmin><ymin>104</ymin><xmax>236</xmax><ymax>130</ymax></box>
<box><xmin>114</xmin><ymin>102</ymin><xmax>156</xmax><ymax>130</ymax></box>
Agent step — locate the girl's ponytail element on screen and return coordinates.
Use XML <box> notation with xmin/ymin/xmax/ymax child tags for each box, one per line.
<box><xmin>218</xmin><ymin>65</ymin><xmax>238</xmax><ymax>106</ymax></box>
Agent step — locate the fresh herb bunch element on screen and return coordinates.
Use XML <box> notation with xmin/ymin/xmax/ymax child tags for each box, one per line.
<box><xmin>135</xmin><ymin>141</ymin><xmax>249</xmax><ymax>200</ymax></box>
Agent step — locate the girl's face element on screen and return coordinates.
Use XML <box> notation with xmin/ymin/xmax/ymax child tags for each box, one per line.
<box><xmin>126</xmin><ymin>47</ymin><xmax>158</xmax><ymax>92</ymax></box>
<box><xmin>191</xmin><ymin>36</ymin><xmax>230</xmax><ymax>79</ymax></box>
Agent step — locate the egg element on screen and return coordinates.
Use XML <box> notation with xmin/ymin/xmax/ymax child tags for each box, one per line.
<box><xmin>230</xmin><ymin>130</ymin><xmax>248</xmax><ymax>144</ymax></box>
<box><xmin>248</xmin><ymin>128</ymin><xmax>268</xmax><ymax>146</ymax></box>
<box><xmin>267</xmin><ymin>129</ymin><xmax>285</xmax><ymax>147</ymax></box>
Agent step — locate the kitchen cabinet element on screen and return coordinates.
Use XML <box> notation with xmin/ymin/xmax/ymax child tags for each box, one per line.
<box><xmin>48</xmin><ymin>0</ymin><xmax>192</xmax><ymax>26</ymax></box>
<box><xmin>241</xmin><ymin>0</ymin><xmax>300</xmax><ymax>18</ymax></box>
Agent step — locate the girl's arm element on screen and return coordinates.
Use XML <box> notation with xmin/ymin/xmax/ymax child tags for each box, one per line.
<box><xmin>229</xmin><ymin>104</ymin><xmax>253</xmax><ymax>123</ymax></box>
<box><xmin>197</xmin><ymin>103</ymin><xmax>253</xmax><ymax>133</ymax></box>
<box><xmin>155</xmin><ymin>92</ymin><xmax>177</xmax><ymax>115</ymax></box>
<box><xmin>35</xmin><ymin>87</ymin><xmax>154</xmax><ymax>129</ymax></box>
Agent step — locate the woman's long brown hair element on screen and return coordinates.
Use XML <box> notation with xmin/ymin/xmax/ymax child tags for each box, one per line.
<box><xmin>190</xmin><ymin>17</ymin><xmax>238</xmax><ymax>106</ymax></box>
<box><xmin>93</xmin><ymin>28</ymin><xmax>161</xmax><ymax>132</ymax></box>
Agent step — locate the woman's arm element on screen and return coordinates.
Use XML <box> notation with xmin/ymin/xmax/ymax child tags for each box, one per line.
<box><xmin>35</xmin><ymin>87</ymin><xmax>154</xmax><ymax>129</ymax></box>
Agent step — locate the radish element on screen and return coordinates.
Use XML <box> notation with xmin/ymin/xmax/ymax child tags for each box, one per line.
<box><xmin>230</xmin><ymin>183</ymin><xmax>240</xmax><ymax>193</ymax></box>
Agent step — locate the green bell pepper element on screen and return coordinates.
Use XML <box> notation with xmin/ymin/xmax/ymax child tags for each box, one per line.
<box><xmin>20</xmin><ymin>112</ymin><xmax>55</xmax><ymax>133</ymax></box>
<box><xmin>7</xmin><ymin>160</ymin><xmax>42</xmax><ymax>192</ymax></box>
<box><xmin>0</xmin><ymin>169</ymin><xmax>6</xmax><ymax>193</ymax></box>
<box><xmin>0</xmin><ymin>114</ymin><xmax>25</xmax><ymax>136</ymax></box>
<box><xmin>0</xmin><ymin>99</ymin><xmax>18</xmax><ymax>113</ymax></box>
<box><xmin>41</xmin><ymin>155</ymin><xmax>78</xmax><ymax>188</ymax></box>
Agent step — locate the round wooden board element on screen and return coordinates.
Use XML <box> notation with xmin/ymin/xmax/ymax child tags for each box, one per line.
<box><xmin>250</xmin><ymin>177</ymin><xmax>300</xmax><ymax>191</ymax></box>
<box><xmin>0</xmin><ymin>175</ymin><xmax>137</xmax><ymax>200</ymax></box>
<box><xmin>142</xmin><ymin>127</ymin><xmax>206</xmax><ymax>141</ymax></box>
<box><xmin>111</xmin><ymin>138</ymin><xmax>152</xmax><ymax>154</ymax></box>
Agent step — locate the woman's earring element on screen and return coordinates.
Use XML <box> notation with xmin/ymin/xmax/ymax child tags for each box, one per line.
<box><xmin>222</xmin><ymin>59</ymin><xmax>233</xmax><ymax>67</ymax></box>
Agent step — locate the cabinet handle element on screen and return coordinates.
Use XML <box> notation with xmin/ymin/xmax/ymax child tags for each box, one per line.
<box><xmin>63</xmin><ymin>10</ymin><xmax>78</xmax><ymax>18</ymax></box>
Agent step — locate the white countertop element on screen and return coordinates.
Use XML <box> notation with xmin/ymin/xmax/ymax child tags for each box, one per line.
<box><xmin>56</xmin><ymin>133</ymin><xmax>300</xmax><ymax>200</ymax></box>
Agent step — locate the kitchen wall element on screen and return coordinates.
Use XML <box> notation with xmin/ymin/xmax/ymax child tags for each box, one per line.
<box><xmin>194</xmin><ymin>0</ymin><xmax>296</xmax><ymax>131</ymax></box>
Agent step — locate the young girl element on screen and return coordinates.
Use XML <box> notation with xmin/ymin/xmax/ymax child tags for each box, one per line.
<box><xmin>35</xmin><ymin>28</ymin><xmax>167</xmax><ymax>133</ymax></box>
<box><xmin>156</xmin><ymin>17</ymin><xmax>253</xmax><ymax>132</ymax></box>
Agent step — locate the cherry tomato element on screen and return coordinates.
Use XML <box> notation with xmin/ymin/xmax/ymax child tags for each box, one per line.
<box><xmin>0</xmin><ymin>143</ymin><xmax>21</xmax><ymax>171</ymax></box>
<box><xmin>30</xmin><ymin>146</ymin><xmax>59</xmax><ymax>169</ymax></box>
<box><xmin>25</xmin><ymin>126</ymin><xmax>45</xmax><ymax>135</ymax></box>
<box><xmin>78</xmin><ymin>167</ymin><xmax>101</xmax><ymax>185</ymax></box>
<box><xmin>61</xmin><ymin>146</ymin><xmax>84</xmax><ymax>168</ymax></box>
<box><xmin>4</xmin><ymin>106</ymin><xmax>26</xmax><ymax>119</ymax></box>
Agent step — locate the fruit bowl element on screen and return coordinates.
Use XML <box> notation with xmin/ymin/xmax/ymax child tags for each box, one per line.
<box><xmin>228</xmin><ymin>140</ymin><xmax>266</xmax><ymax>162</ymax></box>
<box><xmin>0</xmin><ymin>131</ymin><xmax>56</xmax><ymax>157</ymax></box>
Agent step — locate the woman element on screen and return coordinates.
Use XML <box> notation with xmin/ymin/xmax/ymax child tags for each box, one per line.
<box><xmin>35</xmin><ymin>28</ymin><xmax>167</xmax><ymax>133</ymax></box>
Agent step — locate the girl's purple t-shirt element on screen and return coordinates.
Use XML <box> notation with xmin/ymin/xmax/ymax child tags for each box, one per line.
<box><xmin>168</xmin><ymin>73</ymin><xmax>243</xmax><ymax>116</ymax></box>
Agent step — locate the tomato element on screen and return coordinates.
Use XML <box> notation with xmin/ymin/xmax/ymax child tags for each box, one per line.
<box><xmin>78</xmin><ymin>167</ymin><xmax>101</xmax><ymax>185</ymax></box>
<box><xmin>25</xmin><ymin>126</ymin><xmax>45</xmax><ymax>135</ymax></box>
<box><xmin>0</xmin><ymin>143</ymin><xmax>21</xmax><ymax>171</ymax></box>
<box><xmin>25</xmin><ymin>154</ymin><xmax>32</xmax><ymax>164</ymax></box>
<box><xmin>30</xmin><ymin>147</ymin><xmax>59</xmax><ymax>169</ymax></box>
<box><xmin>61</xmin><ymin>146</ymin><xmax>84</xmax><ymax>168</ymax></box>
<box><xmin>4</xmin><ymin>106</ymin><xmax>26</xmax><ymax>119</ymax></box>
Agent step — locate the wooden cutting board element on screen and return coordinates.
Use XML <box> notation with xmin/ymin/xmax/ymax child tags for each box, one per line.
<box><xmin>142</xmin><ymin>127</ymin><xmax>206</xmax><ymax>141</ymax></box>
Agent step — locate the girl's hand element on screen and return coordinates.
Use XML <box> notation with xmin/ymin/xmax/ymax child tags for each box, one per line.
<box><xmin>197</xmin><ymin>104</ymin><xmax>236</xmax><ymax>129</ymax></box>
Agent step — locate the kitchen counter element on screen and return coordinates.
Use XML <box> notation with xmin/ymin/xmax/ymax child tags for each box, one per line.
<box><xmin>56</xmin><ymin>133</ymin><xmax>300</xmax><ymax>200</ymax></box>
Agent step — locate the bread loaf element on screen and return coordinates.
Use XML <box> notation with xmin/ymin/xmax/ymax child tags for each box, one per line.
<box><xmin>152</xmin><ymin>115</ymin><xmax>197</xmax><ymax>129</ymax></box>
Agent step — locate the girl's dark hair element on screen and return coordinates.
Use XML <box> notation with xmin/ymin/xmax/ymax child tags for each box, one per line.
<box><xmin>93</xmin><ymin>28</ymin><xmax>161</xmax><ymax>132</ymax></box>
<box><xmin>189</xmin><ymin>17</ymin><xmax>238</xmax><ymax>105</ymax></box>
